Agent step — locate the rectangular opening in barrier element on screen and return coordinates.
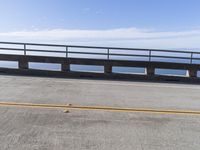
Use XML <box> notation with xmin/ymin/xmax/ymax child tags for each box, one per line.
<box><xmin>155</xmin><ymin>69</ymin><xmax>187</xmax><ymax>77</ymax></box>
<box><xmin>0</xmin><ymin>61</ymin><xmax>18</xmax><ymax>69</ymax></box>
<box><xmin>29</xmin><ymin>62</ymin><xmax>61</xmax><ymax>71</ymax></box>
<box><xmin>112</xmin><ymin>66</ymin><xmax>145</xmax><ymax>74</ymax></box>
<box><xmin>197</xmin><ymin>71</ymin><xmax>200</xmax><ymax>77</ymax></box>
<box><xmin>70</xmin><ymin>64</ymin><xmax>104</xmax><ymax>73</ymax></box>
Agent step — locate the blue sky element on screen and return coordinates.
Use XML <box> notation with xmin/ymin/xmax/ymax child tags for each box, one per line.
<box><xmin>0</xmin><ymin>0</ymin><xmax>200</xmax><ymax>49</ymax></box>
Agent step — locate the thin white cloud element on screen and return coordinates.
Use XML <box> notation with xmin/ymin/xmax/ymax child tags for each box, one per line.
<box><xmin>95</xmin><ymin>10</ymin><xmax>104</xmax><ymax>15</ymax></box>
<box><xmin>0</xmin><ymin>27</ymin><xmax>200</xmax><ymax>49</ymax></box>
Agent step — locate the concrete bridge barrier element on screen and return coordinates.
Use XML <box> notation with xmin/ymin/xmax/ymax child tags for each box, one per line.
<box><xmin>0</xmin><ymin>41</ymin><xmax>200</xmax><ymax>83</ymax></box>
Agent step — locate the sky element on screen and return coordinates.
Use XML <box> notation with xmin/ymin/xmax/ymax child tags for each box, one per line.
<box><xmin>0</xmin><ymin>0</ymin><xmax>200</xmax><ymax>49</ymax></box>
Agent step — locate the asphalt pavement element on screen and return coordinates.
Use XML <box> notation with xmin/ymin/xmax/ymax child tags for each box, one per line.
<box><xmin>0</xmin><ymin>75</ymin><xmax>200</xmax><ymax>150</ymax></box>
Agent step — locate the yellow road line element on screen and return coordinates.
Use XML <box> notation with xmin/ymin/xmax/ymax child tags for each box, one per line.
<box><xmin>0</xmin><ymin>102</ymin><xmax>200</xmax><ymax>116</ymax></box>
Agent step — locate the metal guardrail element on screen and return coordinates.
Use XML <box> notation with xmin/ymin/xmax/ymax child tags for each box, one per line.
<box><xmin>0</xmin><ymin>41</ymin><xmax>200</xmax><ymax>64</ymax></box>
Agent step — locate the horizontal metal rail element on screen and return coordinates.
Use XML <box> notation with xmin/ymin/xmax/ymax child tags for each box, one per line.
<box><xmin>0</xmin><ymin>41</ymin><xmax>199</xmax><ymax>53</ymax></box>
<box><xmin>0</xmin><ymin>41</ymin><xmax>200</xmax><ymax>64</ymax></box>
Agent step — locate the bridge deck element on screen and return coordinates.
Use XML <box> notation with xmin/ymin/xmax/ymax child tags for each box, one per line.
<box><xmin>0</xmin><ymin>75</ymin><xmax>200</xmax><ymax>150</ymax></box>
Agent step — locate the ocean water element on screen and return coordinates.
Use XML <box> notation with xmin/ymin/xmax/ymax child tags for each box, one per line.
<box><xmin>0</xmin><ymin>45</ymin><xmax>200</xmax><ymax>77</ymax></box>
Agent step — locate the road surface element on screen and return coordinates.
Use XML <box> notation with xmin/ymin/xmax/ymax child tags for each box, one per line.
<box><xmin>0</xmin><ymin>75</ymin><xmax>200</xmax><ymax>150</ymax></box>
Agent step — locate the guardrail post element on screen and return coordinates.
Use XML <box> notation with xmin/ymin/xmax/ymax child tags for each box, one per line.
<box><xmin>149</xmin><ymin>50</ymin><xmax>151</xmax><ymax>61</ymax></box>
<box><xmin>61</xmin><ymin>61</ymin><xmax>70</xmax><ymax>72</ymax></box>
<box><xmin>24</xmin><ymin>44</ymin><xmax>26</xmax><ymax>55</ymax></box>
<box><xmin>186</xmin><ymin>69</ymin><xmax>197</xmax><ymax>78</ymax></box>
<box><xmin>107</xmin><ymin>49</ymin><xmax>110</xmax><ymax>60</ymax></box>
<box><xmin>190</xmin><ymin>52</ymin><xmax>193</xmax><ymax>64</ymax></box>
<box><xmin>18</xmin><ymin>58</ymin><xmax>28</xmax><ymax>69</ymax></box>
<box><xmin>66</xmin><ymin>46</ymin><xmax>68</xmax><ymax>58</ymax></box>
<box><xmin>145</xmin><ymin>66</ymin><xmax>155</xmax><ymax>76</ymax></box>
<box><xmin>104</xmin><ymin>64</ymin><xmax>112</xmax><ymax>74</ymax></box>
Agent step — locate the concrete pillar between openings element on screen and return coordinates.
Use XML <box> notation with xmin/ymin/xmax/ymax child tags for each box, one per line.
<box><xmin>61</xmin><ymin>62</ymin><xmax>70</xmax><ymax>72</ymax></box>
<box><xmin>18</xmin><ymin>59</ymin><xmax>28</xmax><ymax>69</ymax></box>
<box><xmin>145</xmin><ymin>67</ymin><xmax>155</xmax><ymax>76</ymax></box>
<box><xmin>104</xmin><ymin>65</ymin><xmax>112</xmax><ymax>74</ymax></box>
<box><xmin>186</xmin><ymin>69</ymin><xmax>197</xmax><ymax>78</ymax></box>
